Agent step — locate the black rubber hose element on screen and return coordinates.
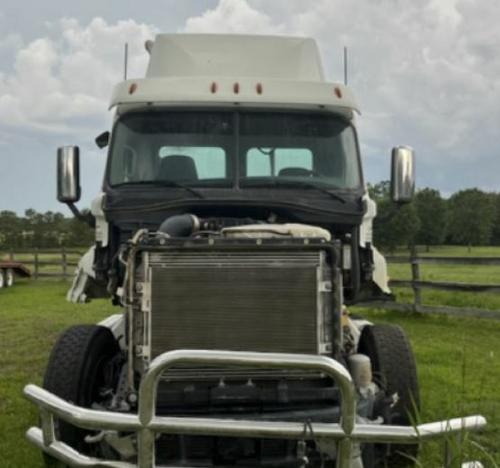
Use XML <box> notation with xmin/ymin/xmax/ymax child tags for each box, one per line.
<box><xmin>158</xmin><ymin>214</ymin><xmax>200</xmax><ymax>237</ymax></box>
<box><xmin>350</xmin><ymin>227</ymin><xmax>361</xmax><ymax>301</ymax></box>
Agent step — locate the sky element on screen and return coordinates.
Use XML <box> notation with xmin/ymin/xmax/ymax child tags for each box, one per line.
<box><xmin>0</xmin><ymin>0</ymin><xmax>499</xmax><ymax>214</ymax></box>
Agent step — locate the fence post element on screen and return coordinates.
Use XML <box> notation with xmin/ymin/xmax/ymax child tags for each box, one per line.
<box><xmin>410</xmin><ymin>246</ymin><xmax>421</xmax><ymax>312</ymax></box>
<box><xmin>34</xmin><ymin>248</ymin><xmax>39</xmax><ymax>280</ymax></box>
<box><xmin>61</xmin><ymin>247</ymin><xmax>68</xmax><ymax>280</ymax></box>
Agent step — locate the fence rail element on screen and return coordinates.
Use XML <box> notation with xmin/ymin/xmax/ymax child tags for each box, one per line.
<box><xmin>359</xmin><ymin>254</ymin><xmax>500</xmax><ymax>320</ymax></box>
<box><xmin>0</xmin><ymin>248</ymin><xmax>84</xmax><ymax>280</ymax></box>
<box><xmin>4</xmin><ymin>248</ymin><xmax>500</xmax><ymax>320</ymax></box>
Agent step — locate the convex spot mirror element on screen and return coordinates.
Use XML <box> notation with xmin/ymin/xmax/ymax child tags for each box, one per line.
<box><xmin>95</xmin><ymin>131</ymin><xmax>110</xmax><ymax>149</ymax></box>
<box><xmin>57</xmin><ymin>146</ymin><xmax>81</xmax><ymax>203</ymax></box>
<box><xmin>390</xmin><ymin>146</ymin><xmax>415</xmax><ymax>203</ymax></box>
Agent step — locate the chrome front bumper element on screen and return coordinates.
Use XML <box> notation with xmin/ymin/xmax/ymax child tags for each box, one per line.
<box><xmin>24</xmin><ymin>349</ymin><xmax>487</xmax><ymax>468</ymax></box>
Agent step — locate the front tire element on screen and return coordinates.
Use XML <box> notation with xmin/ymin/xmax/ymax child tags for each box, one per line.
<box><xmin>358</xmin><ymin>324</ymin><xmax>420</xmax><ymax>467</ymax></box>
<box><xmin>43</xmin><ymin>325</ymin><xmax>120</xmax><ymax>466</ymax></box>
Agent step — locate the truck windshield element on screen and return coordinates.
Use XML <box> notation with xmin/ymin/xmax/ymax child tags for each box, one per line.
<box><xmin>108</xmin><ymin>111</ymin><xmax>361</xmax><ymax>190</ymax></box>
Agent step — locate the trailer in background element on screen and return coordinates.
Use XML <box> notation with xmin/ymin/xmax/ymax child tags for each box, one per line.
<box><xmin>0</xmin><ymin>261</ymin><xmax>31</xmax><ymax>288</ymax></box>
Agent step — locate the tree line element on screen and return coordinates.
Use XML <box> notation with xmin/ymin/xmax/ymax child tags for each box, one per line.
<box><xmin>1</xmin><ymin>185</ymin><xmax>499</xmax><ymax>251</ymax></box>
<box><xmin>371</xmin><ymin>182</ymin><xmax>500</xmax><ymax>252</ymax></box>
<box><xmin>0</xmin><ymin>209</ymin><xmax>93</xmax><ymax>249</ymax></box>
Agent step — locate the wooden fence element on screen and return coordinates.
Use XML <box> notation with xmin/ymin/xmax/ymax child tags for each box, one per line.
<box><xmin>1</xmin><ymin>248</ymin><xmax>83</xmax><ymax>280</ymax></box>
<box><xmin>3</xmin><ymin>248</ymin><xmax>500</xmax><ymax>320</ymax></box>
<box><xmin>359</xmin><ymin>254</ymin><xmax>500</xmax><ymax>320</ymax></box>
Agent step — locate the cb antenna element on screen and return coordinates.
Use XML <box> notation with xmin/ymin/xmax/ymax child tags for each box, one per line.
<box><xmin>343</xmin><ymin>46</ymin><xmax>348</xmax><ymax>85</ymax></box>
<box><xmin>124</xmin><ymin>43</ymin><xmax>129</xmax><ymax>80</ymax></box>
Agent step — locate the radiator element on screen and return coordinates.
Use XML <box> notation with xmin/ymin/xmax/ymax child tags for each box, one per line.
<box><xmin>138</xmin><ymin>247</ymin><xmax>333</xmax><ymax>361</ymax></box>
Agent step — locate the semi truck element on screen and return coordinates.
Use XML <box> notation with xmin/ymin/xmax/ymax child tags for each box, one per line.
<box><xmin>24</xmin><ymin>34</ymin><xmax>485</xmax><ymax>467</ymax></box>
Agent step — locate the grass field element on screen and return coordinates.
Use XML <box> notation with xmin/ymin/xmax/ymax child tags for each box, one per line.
<box><xmin>1</xmin><ymin>260</ymin><xmax>500</xmax><ymax>466</ymax></box>
<box><xmin>384</xmin><ymin>245</ymin><xmax>500</xmax><ymax>313</ymax></box>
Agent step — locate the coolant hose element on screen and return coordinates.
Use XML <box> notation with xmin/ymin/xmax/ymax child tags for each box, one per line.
<box><xmin>158</xmin><ymin>214</ymin><xmax>200</xmax><ymax>237</ymax></box>
<box><xmin>350</xmin><ymin>228</ymin><xmax>361</xmax><ymax>301</ymax></box>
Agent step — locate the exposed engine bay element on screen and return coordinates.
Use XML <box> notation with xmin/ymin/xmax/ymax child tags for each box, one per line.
<box><xmin>86</xmin><ymin>215</ymin><xmax>395</xmax><ymax>467</ymax></box>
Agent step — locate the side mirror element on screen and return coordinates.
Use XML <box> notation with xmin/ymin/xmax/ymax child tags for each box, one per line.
<box><xmin>390</xmin><ymin>146</ymin><xmax>415</xmax><ymax>203</ymax></box>
<box><xmin>95</xmin><ymin>131</ymin><xmax>110</xmax><ymax>149</ymax></box>
<box><xmin>57</xmin><ymin>146</ymin><xmax>81</xmax><ymax>203</ymax></box>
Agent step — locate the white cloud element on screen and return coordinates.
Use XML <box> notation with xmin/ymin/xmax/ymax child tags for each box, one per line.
<box><xmin>0</xmin><ymin>33</ymin><xmax>23</xmax><ymax>52</ymax></box>
<box><xmin>239</xmin><ymin>0</ymin><xmax>500</xmax><ymax>188</ymax></box>
<box><xmin>0</xmin><ymin>17</ymin><xmax>157</xmax><ymax>136</ymax></box>
<box><xmin>183</xmin><ymin>0</ymin><xmax>284</xmax><ymax>34</ymax></box>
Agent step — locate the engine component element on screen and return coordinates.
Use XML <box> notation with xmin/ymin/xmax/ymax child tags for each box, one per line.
<box><xmin>347</xmin><ymin>353</ymin><xmax>373</xmax><ymax>389</ymax></box>
<box><xmin>135</xmin><ymin>241</ymin><xmax>335</xmax><ymax>360</ymax></box>
<box><xmin>222</xmin><ymin>223</ymin><xmax>331</xmax><ymax>240</ymax></box>
<box><xmin>158</xmin><ymin>214</ymin><xmax>200</xmax><ymax>237</ymax></box>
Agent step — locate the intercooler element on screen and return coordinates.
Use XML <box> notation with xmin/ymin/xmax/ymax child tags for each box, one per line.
<box><xmin>136</xmin><ymin>243</ymin><xmax>336</xmax><ymax>363</ymax></box>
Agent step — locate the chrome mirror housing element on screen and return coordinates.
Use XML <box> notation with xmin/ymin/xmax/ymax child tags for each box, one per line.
<box><xmin>390</xmin><ymin>146</ymin><xmax>415</xmax><ymax>203</ymax></box>
<box><xmin>57</xmin><ymin>146</ymin><xmax>81</xmax><ymax>203</ymax></box>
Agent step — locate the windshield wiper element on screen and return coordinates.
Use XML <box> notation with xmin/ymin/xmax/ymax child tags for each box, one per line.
<box><xmin>113</xmin><ymin>180</ymin><xmax>204</xmax><ymax>199</ymax></box>
<box><xmin>240</xmin><ymin>179</ymin><xmax>347</xmax><ymax>203</ymax></box>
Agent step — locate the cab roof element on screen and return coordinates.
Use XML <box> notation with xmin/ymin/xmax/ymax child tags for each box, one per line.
<box><xmin>110</xmin><ymin>34</ymin><xmax>360</xmax><ymax>118</ymax></box>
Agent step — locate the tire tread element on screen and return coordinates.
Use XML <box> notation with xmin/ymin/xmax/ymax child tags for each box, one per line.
<box><xmin>358</xmin><ymin>324</ymin><xmax>420</xmax><ymax>467</ymax></box>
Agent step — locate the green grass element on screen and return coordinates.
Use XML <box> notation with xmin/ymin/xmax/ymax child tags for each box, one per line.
<box><xmin>0</xmin><ymin>281</ymin><xmax>111</xmax><ymax>468</ymax></box>
<box><xmin>353</xmin><ymin>307</ymin><xmax>500</xmax><ymax>465</ymax></box>
<box><xmin>1</xmin><ymin>281</ymin><xmax>499</xmax><ymax>466</ymax></box>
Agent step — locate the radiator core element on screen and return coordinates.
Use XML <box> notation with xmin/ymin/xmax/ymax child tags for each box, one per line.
<box><xmin>140</xmin><ymin>248</ymin><xmax>332</xmax><ymax>360</ymax></box>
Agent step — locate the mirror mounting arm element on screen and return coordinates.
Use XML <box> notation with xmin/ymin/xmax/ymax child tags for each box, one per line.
<box><xmin>67</xmin><ymin>202</ymin><xmax>95</xmax><ymax>228</ymax></box>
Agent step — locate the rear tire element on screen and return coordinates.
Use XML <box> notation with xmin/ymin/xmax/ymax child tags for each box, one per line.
<box><xmin>42</xmin><ymin>325</ymin><xmax>120</xmax><ymax>467</ymax></box>
<box><xmin>358</xmin><ymin>324</ymin><xmax>420</xmax><ymax>467</ymax></box>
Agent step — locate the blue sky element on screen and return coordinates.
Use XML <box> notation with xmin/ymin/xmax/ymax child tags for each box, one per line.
<box><xmin>1</xmin><ymin>0</ymin><xmax>499</xmax><ymax>214</ymax></box>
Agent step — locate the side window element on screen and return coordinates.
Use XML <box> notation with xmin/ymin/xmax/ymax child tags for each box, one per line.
<box><xmin>246</xmin><ymin>148</ymin><xmax>313</xmax><ymax>177</ymax></box>
<box><xmin>158</xmin><ymin>146</ymin><xmax>226</xmax><ymax>180</ymax></box>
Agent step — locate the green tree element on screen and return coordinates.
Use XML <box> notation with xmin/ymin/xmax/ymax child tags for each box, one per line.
<box><xmin>447</xmin><ymin>189</ymin><xmax>495</xmax><ymax>251</ymax></box>
<box><xmin>0</xmin><ymin>211</ymin><xmax>22</xmax><ymax>249</ymax></box>
<box><xmin>66</xmin><ymin>210</ymin><xmax>94</xmax><ymax>247</ymax></box>
<box><xmin>0</xmin><ymin>209</ymin><xmax>94</xmax><ymax>250</ymax></box>
<box><xmin>415</xmin><ymin>188</ymin><xmax>447</xmax><ymax>251</ymax></box>
<box><xmin>373</xmin><ymin>200</ymin><xmax>420</xmax><ymax>253</ymax></box>
<box><xmin>370</xmin><ymin>181</ymin><xmax>420</xmax><ymax>252</ymax></box>
<box><xmin>490</xmin><ymin>193</ymin><xmax>500</xmax><ymax>246</ymax></box>
<box><xmin>367</xmin><ymin>181</ymin><xmax>391</xmax><ymax>202</ymax></box>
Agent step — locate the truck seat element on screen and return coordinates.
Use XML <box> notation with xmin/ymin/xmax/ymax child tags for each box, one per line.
<box><xmin>278</xmin><ymin>167</ymin><xmax>313</xmax><ymax>177</ymax></box>
<box><xmin>159</xmin><ymin>155</ymin><xmax>198</xmax><ymax>181</ymax></box>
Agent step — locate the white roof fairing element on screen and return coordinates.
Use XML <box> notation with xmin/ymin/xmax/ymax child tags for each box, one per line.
<box><xmin>110</xmin><ymin>34</ymin><xmax>360</xmax><ymax>117</ymax></box>
<box><xmin>146</xmin><ymin>34</ymin><xmax>325</xmax><ymax>81</ymax></box>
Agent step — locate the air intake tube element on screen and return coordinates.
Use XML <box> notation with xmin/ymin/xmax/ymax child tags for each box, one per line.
<box><xmin>158</xmin><ymin>214</ymin><xmax>200</xmax><ymax>237</ymax></box>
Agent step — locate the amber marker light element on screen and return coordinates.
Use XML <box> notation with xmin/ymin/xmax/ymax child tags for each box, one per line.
<box><xmin>128</xmin><ymin>83</ymin><xmax>138</xmax><ymax>95</ymax></box>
